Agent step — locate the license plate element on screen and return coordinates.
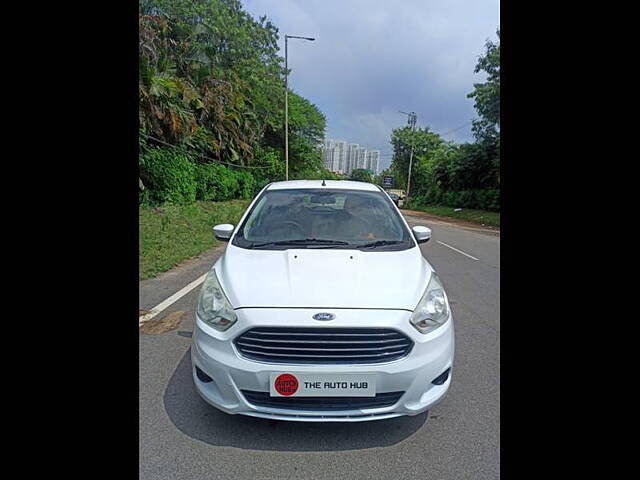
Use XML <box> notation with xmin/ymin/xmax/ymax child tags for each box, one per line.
<box><xmin>269</xmin><ymin>372</ymin><xmax>376</xmax><ymax>397</ymax></box>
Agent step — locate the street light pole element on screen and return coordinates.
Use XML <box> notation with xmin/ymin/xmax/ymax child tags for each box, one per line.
<box><xmin>284</xmin><ymin>34</ymin><xmax>315</xmax><ymax>181</ymax></box>
<box><xmin>399</xmin><ymin>111</ymin><xmax>417</xmax><ymax>202</ymax></box>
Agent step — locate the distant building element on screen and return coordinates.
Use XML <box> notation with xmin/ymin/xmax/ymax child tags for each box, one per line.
<box><xmin>366</xmin><ymin>150</ymin><xmax>380</xmax><ymax>174</ymax></box>
<box><xmin>356</xmin><ymin>147</ymin><xmax>367</xmax><ymax>170</ymax></box>
<box><xmin>322</xmin><ymin>139</ymin><xmax>336</xmax><ymax>171</ymax></box>
<box><xmin>321</xmin><ymin>139</ymin><xmax>382</xmax><ymax>175</ymax></box>
<box><xmin>333</xmin><ymin>140</ymin><xmax>347</xmax><ymax>174</ymax></box>
<box><xmin>346</xmin><ymin>143</ymin><xmax>360</xmax><ymax>174</ymax></box>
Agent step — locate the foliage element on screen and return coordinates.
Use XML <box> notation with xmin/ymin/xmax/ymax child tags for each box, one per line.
<box><xmin>409</xmin><ymin>188</ymin><xmax>499</xmax><ymax>212</ymax></box>
<box><xmin>139</xmin><ymin>0</ymin><xmax>328</xmax><ymax>202</ymax></box>
<box><xmin>138</xmin><ymin>2</ymin><xmax>500</xmax><ymax>219</ymax></box>
<box><xmin>139</xmin><ymin>0</ymin><xmax>284</xmax><ymax>163</ymax></box>
<box><xmin>389</xmin><ymin>126</ymin><xmax>445</xmax><ymax>190</ymax></box>
<box><xmin>433</xmin><ymin>142</ymin><xmax>499</xmax><ymax>191</ymax></box>
<box><xmin>193</xmin><ymin>162</ymin><xmax>236</xmax><ymax>202</ymax></box>
<box><xmin>140</xmin><ymin>143</ymin><xmax>259</xmax><ymax>205</ymax></box>
<box><xmin>139</xmin><ymin>146</ymin><xmax>197</xmax><ymax>205</ymax></box>
<box><xmin>296</xmin><ymin>167</ymin><xmax>343</xmax><ymax>181</ymax></box>
<box><xmin>262</xmin><ymin>91</ymin><xmax>327</xmax><ymax>179</ymax></box>
<box><xmin>467</xmin><ymin>29</ymin><xmax>500</xmax><ymax>186</ymax></box>
<box><xmin>468</xmin><ymin>29</ymin><xmax>500</xmax><ymax>141</ymax></box>
<box><xmin>388</xmin><ymin>29</ymin><xmax>500</xmax><ymax>210</ymax></box>
<box><xmin>250</xmin><ymin>145</ymin><xmax>285</xmax><ymax>192</ymax></box>
<box><xmin>349</xmin><ymin>169</ymin><xmax>374</xmax><ymax>183</ymax></box>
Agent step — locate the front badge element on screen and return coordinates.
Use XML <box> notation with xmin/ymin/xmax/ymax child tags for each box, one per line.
<box><xmin>312</xmin><ymin>312</ymin><xmax>335</xmax><ymax>321</ymax></box>
<box><xmin>273</xmin><ymin>373</ymin><xmax>299</xmax><ymax>396</ymax></box>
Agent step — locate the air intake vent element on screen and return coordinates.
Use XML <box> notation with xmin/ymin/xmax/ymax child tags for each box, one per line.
<box><xmin>234</xmin><ymin>327</ymin><xmax>413</xmax><ymax>364</ymax></box>
<box><xmin>241</xmin><ymin>390</ymin><xmax>404</xmax><ymax>411</ymax></box>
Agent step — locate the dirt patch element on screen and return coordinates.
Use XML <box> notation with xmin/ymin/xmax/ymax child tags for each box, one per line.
<box><xmin>140</xmin><ymin>310</ymin><xmax>189</xmax><ymax>334</ymax></box>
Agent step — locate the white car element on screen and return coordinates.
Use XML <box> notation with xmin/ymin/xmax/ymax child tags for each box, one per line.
<box><xmin>191</xmin><ymin>180</ymin><xmax>454</xmax><ymax>422</ymax></box>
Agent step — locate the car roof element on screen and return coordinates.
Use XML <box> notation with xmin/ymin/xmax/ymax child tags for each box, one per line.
<box><xmin>266</xmin><ymin>180</ymin><xmax>380</xmax><ymax>192</ymax></box>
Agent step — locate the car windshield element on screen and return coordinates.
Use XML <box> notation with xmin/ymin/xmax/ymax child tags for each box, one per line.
<box><xmin>232</xmin><ymin>188</ymin><xmax>415</xmax><ymax>250</ymax></box>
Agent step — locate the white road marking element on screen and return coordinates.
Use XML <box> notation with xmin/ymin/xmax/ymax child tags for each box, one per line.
<box><xmin>139</xmin><ymin>272</ymin><xmax>208</xmax><ymax>326</ymax></box>
<box><xmin>436</xmin><ymin>240</ymin><xmax>479</xmax><ymax>261</ymax></box>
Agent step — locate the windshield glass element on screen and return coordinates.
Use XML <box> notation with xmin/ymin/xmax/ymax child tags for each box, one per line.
<box><xmin>232</xmin><ymin>188</ymin><xmax>415</xmax><ymax>250</ymax></box>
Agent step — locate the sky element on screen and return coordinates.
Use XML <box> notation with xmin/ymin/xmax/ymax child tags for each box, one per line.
<box><xmin>242</xmin><ymin>0</ymin><xmax>500</xmax><ymax>170</ymax></box>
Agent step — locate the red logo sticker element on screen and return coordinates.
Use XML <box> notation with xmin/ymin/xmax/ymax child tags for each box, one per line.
<box><xmin>274</xmin><ymin>373</ymin><xmax>299</xmax><ymax>396</ymax></box>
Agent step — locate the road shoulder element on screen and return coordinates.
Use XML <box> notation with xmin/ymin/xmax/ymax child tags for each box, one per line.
<box><xmin>139</xmin><ymin>243</ymin><xmax>227</xmax><ymax>313</ymax></box>
<box><xmin>401</xmin><ymin>208</ymin><xmax>500</xmax><ymax>235</ymax></box>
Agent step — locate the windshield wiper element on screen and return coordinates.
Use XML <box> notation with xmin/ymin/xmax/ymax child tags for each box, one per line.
<box><xmin>249</xmin><ymin>238</ymin><xmax>350</xmax><ymax>249</ymax></box>
<box><xmin>357</xmin><ymin>240</ymin><xmax>405</xmax><ymax>249</ymax></box>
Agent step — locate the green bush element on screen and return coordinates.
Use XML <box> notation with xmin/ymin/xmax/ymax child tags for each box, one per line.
<box><xmin>235</xmin><ymin>169</ymin><xmax>257</xmax><ymax>199</ymax></box>
<box><xmin>195</xmin><ymin>163</ymin><xmax>236</xmax><ymax>201</ymax></box>
<box><xmin>411</xmin><ymin>188</ymin><xmax>499</xmax><ymax>212</ymax></box>
<box><xmin>247</xmin><ymin>146</ymin><xmax>284</xmax><ymax>195</ymax></box>
<box><xmin>195</xmin><ymin>163</ymin><xmax>258</xmax><ymax>201</ymax></box>
<box><xmin>474</xmin><ymin>189</ymin><xmax>500</xmax><ymax>211</ymax></box>
<box><xmin>139</xmin><ymin>147</ymin><xmax>196</xmax><ymax>205</ymax></box>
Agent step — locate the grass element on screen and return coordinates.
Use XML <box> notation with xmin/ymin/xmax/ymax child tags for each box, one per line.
<box><xmin>139</xmin><ymin>200</ymin><xmax>251</xmax><ymax>280</ymax></box>
<box><xmin>406</xmin><ymin>205</ymin><xmax>500</xmax><ymax>227</ymax></box>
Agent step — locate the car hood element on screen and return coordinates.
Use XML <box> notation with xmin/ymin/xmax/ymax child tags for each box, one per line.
<box><xmin>216</xmin><ymin>244</ymin><xmax>433</xmax><ymax>310</ymax></box>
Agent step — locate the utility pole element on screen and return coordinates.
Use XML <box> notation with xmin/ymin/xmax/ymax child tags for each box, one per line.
<box><xmin>284</xmin><ymin>35</ymin><xmax>315</xmax><ymax>181</ymax></box>
<box><xmin>285</xmin><ymin>37</ymin><xmax>288</xmax><ymax>181</ymax></box>
<box><xmin>399</xmin><ymin>111</ymin><xmax>417</xmax><ymax>202</ymax></box>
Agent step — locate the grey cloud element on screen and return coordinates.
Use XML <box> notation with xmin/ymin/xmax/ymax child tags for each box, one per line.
<box><xmin>243</xmin><ymin>0</ymin><xmax>499</xmax><ymax>169</ymax></box>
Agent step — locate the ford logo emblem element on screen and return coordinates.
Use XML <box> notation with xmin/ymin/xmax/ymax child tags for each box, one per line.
<box><xmin>312</xmin><ymin>312</ymin><xmax>335</xmax><ymax>321</ymax></box>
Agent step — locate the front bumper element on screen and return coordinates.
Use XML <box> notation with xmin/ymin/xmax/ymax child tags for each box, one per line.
<box><xmin>191</xmin><ymin>308</ymin><xmax>454</xmax><ymax>422</ymax></box>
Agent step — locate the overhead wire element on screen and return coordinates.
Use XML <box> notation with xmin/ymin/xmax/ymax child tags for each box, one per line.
<box><xmin>140</xmin><ymin>133</ymin><xmax>274</xmax><ymax>169</ymax></box>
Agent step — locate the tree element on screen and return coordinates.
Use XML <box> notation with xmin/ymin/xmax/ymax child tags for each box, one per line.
<box><xmin>263</xmin><ymin>91</ymin><xmax>327</xmax><ymax>179</ymax></box>
<box><xmin>389</xmin><ymin>126</ymin><xmax>444</xmax><ymax>191</ymax></box>
<box><xmin>139</xmin><ymin>0</ymin><xmax>331</xmax><ymax>200</ymax></box>
<box><xmin>466</xmin><ymin>29</ymin><xmax>500</xmax><ymax>187</ymax></box>
<box><xmin>380</xmin><ymin>28</ymin><xmax>500</xmax><ymax>211</ymax></box>
<box><xmin>138</xmin><ymin>2</ymin><xmax>280</xmax><ymax>164</ymax></box>
<box><xmin>349</xmin><ymin>169</ymin><xmax>373</xmax><ymax>183</ymax></box>
<box><xmin>467</xmin><ymin>29</ymin><xmax>500</xmax><ymax>144</ymax></box>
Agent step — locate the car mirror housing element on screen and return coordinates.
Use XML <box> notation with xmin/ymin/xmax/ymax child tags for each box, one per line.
<box><xmin>412</xmin><ymin>226</ymin><xmax>431</xmax><ymax>243</ymax></box>
<box><xmin>213</xmin><ymin>224</ymin><xmax>234</xmax><ymax>241</ymax></box>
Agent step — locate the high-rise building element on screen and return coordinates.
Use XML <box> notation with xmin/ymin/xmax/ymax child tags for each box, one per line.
<box><xmin>322</xmin><ymin>139</ymin><xmax>335</xmax><ymax>171</ymax></box>
<box><xmin>346</xmin><ymin>143</ymin><xmax>359</xmax><ymax>174</ymax></box>
<box><xmin>321</xmin><ymin>139</ymin><xmax>382</xmax><ymax>175</ymax></box>
<box><xmin>356</xmin><ymin>147</ymin><xmax>367</xmax><ymax>170</ymax></box>
<box><xmin>334</xmin><ymin>140</ymin><xmax>347</xmax><ymax>174</ymax></box>
<box><xmin>366</xmin><ymin>150</ymin><xmax>381</xmax><ymax>174</ymax></box>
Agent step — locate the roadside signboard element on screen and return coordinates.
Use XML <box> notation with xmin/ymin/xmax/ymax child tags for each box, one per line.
<box><xmin>382</xmin><ymin>176</ymin><xmax>394</xmax><ymax>187</ymax></box>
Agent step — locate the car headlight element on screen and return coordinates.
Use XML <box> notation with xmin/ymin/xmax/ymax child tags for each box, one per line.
<box><xmin>409</xmin><ymin>272</ymin><xmax>451</xmax><ymax>334</ymax></box>
<box><xmin>196</xmin><ymin>269</ymin><xmax>237</xmax><ymax>331</ymax></box>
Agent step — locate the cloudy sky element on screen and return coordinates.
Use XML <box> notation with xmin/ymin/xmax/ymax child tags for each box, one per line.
<box><xmin>242</xmin><ymin>0</ymin><xmax>499</xmax><ymax>170</ymax></box>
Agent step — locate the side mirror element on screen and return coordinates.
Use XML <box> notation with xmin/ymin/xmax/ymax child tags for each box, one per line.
<box><xmin>412</xmin><ymin>226</ymin><xmax>431</xmax><ymax>244</ymax></box>
<box><xmin>213</xmin><ymin>224</ymin><xmax>234</xmax><ymax>241</ymax></box>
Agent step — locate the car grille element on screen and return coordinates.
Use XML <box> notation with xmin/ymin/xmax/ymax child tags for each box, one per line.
<box><xmin>241</xmin><ymin>390</ymin><xmax>404</xmax><ymax>411</ymax></box>
<box><xmin>234</xmin><ymin>327</ymin><xmax>413</xmax><ymax>364</ymax></box>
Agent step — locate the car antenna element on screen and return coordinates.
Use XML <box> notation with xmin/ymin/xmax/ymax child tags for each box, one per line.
<box><xmin>321</xmin><ymin>179</ymin><xmax>326</xmax><ymax>186</ymax></box>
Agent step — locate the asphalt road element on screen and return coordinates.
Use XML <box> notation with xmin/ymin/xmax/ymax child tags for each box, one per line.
<box><xmin>139</xmin><ymin>211</ymin><xmax>500</xmax><ymax>480</ymax></box>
